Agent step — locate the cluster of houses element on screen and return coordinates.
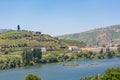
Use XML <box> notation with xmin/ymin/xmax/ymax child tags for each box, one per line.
<box><xmin>30</xmin><ymin>46</ymin><xmax>79</xmax><ymax>52</ymax></box>
<box><xmin>81</xmin><ymin>47</ymin><xmax>117</xmax><ymax>52</ymax></box>
<box><xmin>68</xmin><ymin>46</ymin><xmax>118</xmax><ymax>52</ymax></box>
<box><xmin>0</xmin><ymin>44</ymin><xmax>118</xmax><ymax>54</ymax></box>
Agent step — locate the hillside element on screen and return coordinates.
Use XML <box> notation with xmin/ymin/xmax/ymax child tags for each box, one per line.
<box><xmin>58</xmin><ymin>25</ymin><xmax>120</xmax><ymax>47</ymax></box>
<box><xmin>0</xmin><ymin>29</ymin><xmax>11</xmax><ymax>33</ymax></box>
<box><xmin>0</xmin><ymin>30</ymin><xmax>85</xmax><ymax>53</ymax></box>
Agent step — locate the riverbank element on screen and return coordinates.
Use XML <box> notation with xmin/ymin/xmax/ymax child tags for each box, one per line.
<box><xmin>0</xmin><ymin>49</ymin><xmax>120</xmax><ymax>70</ymax></box>
<box><xmin>0</xmin><ymin>58</ymin><xmax>120</xmax><ymax>80</ymax></box>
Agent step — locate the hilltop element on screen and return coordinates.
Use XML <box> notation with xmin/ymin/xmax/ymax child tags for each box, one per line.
<box><xmin>58</xmin><ymin>25</ymin><xmax>120</xmax><ymax>47</ymax></box>
<box><xmin>0</xmin><ymin>30</ymin><xmax>85</xmax><ymax>53</ymax></box>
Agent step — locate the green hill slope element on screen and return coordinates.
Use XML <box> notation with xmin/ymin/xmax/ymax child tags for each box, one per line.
<box><xmin>58</xmin><ymin>25</ymin><xmax>120</xmax><ymax>47</ymax></box>
<box><xmin>0</xmin><ymin>30</ymin><xmax>85</xmax><ymax>52</ymax></box>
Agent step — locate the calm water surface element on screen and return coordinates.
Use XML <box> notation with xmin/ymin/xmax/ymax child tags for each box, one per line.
<box><xmin>0</xmin><ymin>58</ymin><xmax>120</xmax><ymax>80</ymax></box>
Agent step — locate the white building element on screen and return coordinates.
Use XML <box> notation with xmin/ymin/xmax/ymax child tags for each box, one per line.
<box><xmin>68</xmin><ymin>46</ymin><xmax>78</xmax><ymax>51</ymax></box>
<box><xmin>31</xmin><ymin>47</ymin><xmax>46</xmax><ymax>52</ymax></box>
<box><xmin>41</xmin><ymin>47</ymin><xmax>46</xmax><ymax>52</ymax></box>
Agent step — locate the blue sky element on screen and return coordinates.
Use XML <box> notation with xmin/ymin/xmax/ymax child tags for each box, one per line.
<box><xmin>0</xmin><ymin>0</ymin><xmax>120</xmax><ymax>36</ymax></box>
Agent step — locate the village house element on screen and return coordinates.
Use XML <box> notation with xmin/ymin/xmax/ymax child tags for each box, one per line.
<box><xmin>31</xmin><ymin>46</ymin><xmax>46</xmax><ymax>52</ymax></box>
<box><xmin>68</xmin><ymin>46</ymin><xmax>78</xmax><ymax>51</ymax></box>
<box><xmin>80</xmin><ymin>47</ymin><xmax>91</xmax><ymax>51</ymax></box>
<box><xmin>115</xmin><ymin>44</ymin><xmax>120</xmax><ymax>47</ymax></box>
<box><xmin>41</xmin><ymin>47</ymin><xmax>46</xmax><ymax>52</ymax></box>
<box><xmin>109</xmin><ymin>47</ymin><xmax>118</xmax><ymax>51</ymax></box>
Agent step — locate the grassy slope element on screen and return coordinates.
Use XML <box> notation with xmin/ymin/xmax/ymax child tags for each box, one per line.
<box><xmin>0</xmin><ymin>31</ymin><xmax>58</xmax><ymax>48</ymax></box>
<box><xmin>0</xmin><ymin>31</ymin><xmax>29</xmax><ymax>37</ymax></box>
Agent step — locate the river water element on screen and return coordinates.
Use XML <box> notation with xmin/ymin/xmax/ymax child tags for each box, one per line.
<box><xmin>0</xmin><ymin>58</ymin><xmax>120</xmax><ymax>80</ymax></box>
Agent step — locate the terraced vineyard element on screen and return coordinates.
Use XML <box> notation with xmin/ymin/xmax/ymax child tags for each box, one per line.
<box><xmin>0</xmin><ymin>30</ymin><xmax>85</xmax><ymax>53</ymax></box>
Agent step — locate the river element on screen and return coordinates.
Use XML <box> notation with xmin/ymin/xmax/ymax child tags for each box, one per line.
<box><xmin>0</xmin><ymin>58</ymin><xmax>120</xmax><ymax>80</ymax></box>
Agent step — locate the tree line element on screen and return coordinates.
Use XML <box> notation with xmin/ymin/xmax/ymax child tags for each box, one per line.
<box><xmin>0</xmin><ymin>46</ymin><xmax>120</xmax><ymax>70</ymax></box>
<box><xmin>0</xmin><ymin>48</ymin><xmax>42</xmax><ymax>70</ymax></box>
<box><xmin>22</xmin><ymin>48</ymin><xmax>42</xmax><ymax>66</ymax></box>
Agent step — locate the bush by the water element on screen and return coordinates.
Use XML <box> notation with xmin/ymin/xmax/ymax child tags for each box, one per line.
<box><xmin>24</xmin><ymin>73</ymin><xmax>41</xmax><ymax>80</ymax></box>
<box><xmin>80</xmin><ymin>67</ymin><xmax>120</xmax><ymax>80</ymax></box>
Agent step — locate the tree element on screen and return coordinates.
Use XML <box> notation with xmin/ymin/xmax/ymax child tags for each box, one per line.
<box><xmin>106</xmin><ymin>47</ymin><xmax>110</xmax><ymax>53</ymax></box>
<box><xmin>102</xmin><ymin>68</ymin><xmax>120</xmax><ymax>80</ymax></box>
<box><xmin>100</xmin><ymin>48</ymin><xmax>103</xmax><ymax>53</ymax></box>
<box><xmin>17</xmin><ymin>25</ymin><xmax>20</xmax><ymax>31</ymax></box>
<box><xmin>22</xmin><ymin>50</ymin><xmax>31</xmax><ymax>66</ymax></box>
<box><xmin>32</xmin><ymin>48</ymin><xmax>42</xmax><ymax>63</ymax></box>
<box><xmin>102</xmin><ymin>44</ymin><xmax>106</xmax><ymax>47</ymax></box>
<box><xmin>107</xmin><ymin>51</ymin><xmax>115</xmax><ymax>58</ymax></box>
<box><xmin>117</xmin><ymin>46</ymin><xmax>120</xmax><ymax>53</ymax></box>
<box><xmin>80</xmin><ymin>68</ymin><xmax>120</xmax><ymax>80</ymax></box>
<box><xmin>24</xmin><ymin>74</ymin><xmax>41</xmax><ymax>80</ymax></box>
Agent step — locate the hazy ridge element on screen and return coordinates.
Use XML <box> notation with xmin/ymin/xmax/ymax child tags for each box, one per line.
<box><xmin>58</xmin><ymin>25</ymin><xmax>120</xmax><ymax>46</ymax></box>
<box><xmin>0</xmin><ymin>29</ymin><xmax>11</xmax><ymax>33</ymax></box>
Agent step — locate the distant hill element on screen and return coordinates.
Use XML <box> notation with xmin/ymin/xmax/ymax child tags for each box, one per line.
<box><xmin>58</xmin><ymin>25</ymin><xmax>120</xmax><ymax>47</ymax></box>
<box><xmin>0</xmin><ymin>30</ymin><xmax>85</xmax><ymax>52</ymax></box>
<box><xmin>0</xmin><ymin>29</ymin><xmax>11</xmax><ymax>33</ymax></box>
